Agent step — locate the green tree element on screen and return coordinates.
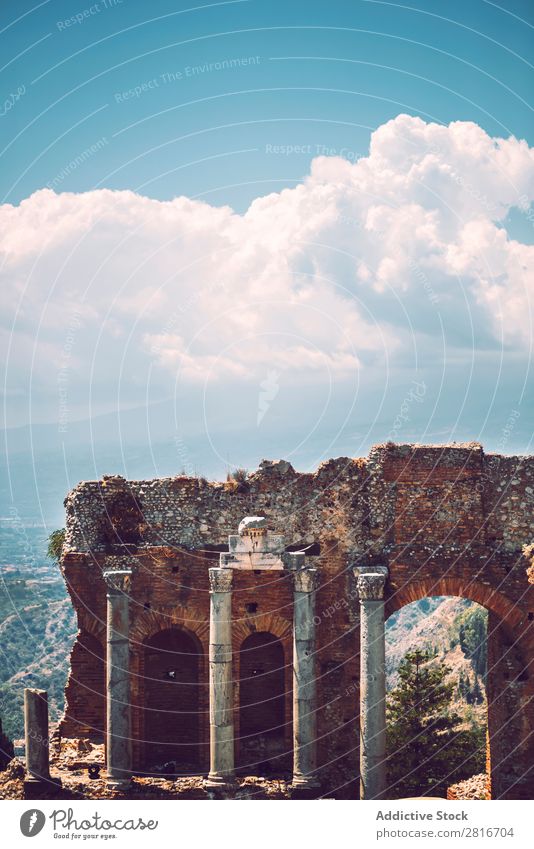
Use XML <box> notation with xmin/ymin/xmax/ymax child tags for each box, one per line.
<box><xmin>457</xmin><ymin>669</ymin><xmax>469</xmax><ymax>700</ymax></box>
<box><xmin>47</xmin><ymin>528</ymin><xmax>65</xmax><ymax>563</ymax></box>
<box><xmin>470</xmin><ymin>675</ymin><xmax>484</xmax><ymax>705</ymax></box>
<box><xmin>458</xmin><ymin>607</ymin><xmax>488</xmax><ymax>680</ymax></box>
<box><xmin>386</xmin><ymin>649</ymin><xmax>484</xmax><ymax>797</ymax></box>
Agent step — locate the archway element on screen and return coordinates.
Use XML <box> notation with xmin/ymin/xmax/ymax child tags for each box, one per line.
<box><xmin>383</xmin><ymin>587</ymin><xmax>529</xmax><ymax>799</ymax></box>
<box><xmin>143</xmin><ymin>628</ymin><xmax>201</xmax><ymax>773</ymax></box>
<box><xmin>239</xmin><ymin>632</ymin><xmax>286</xmax><ymax>772</ymax></box>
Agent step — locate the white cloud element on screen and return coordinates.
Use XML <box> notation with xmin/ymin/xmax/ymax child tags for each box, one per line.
<box><xmin>1</xmin><ymin>114</ymin><xmax>533</xmax><ymax>427</ymax></box>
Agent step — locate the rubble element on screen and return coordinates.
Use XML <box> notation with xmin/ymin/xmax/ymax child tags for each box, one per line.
<box><xmin>0</xmin><ymin>754</ymin><xmax>291</xmax><ymax>800</ymax></box>
<box><xmin>447</xmin><ymin>773</ymin><xmax>490</xmax><ymax>800</ymax></box>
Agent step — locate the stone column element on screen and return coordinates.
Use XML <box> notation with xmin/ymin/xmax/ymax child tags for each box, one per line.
<box><xmin>292</xmin><ymin>567</ymin><xmax>319</xmax><ymax>790</ymax></box>
<box><xmin>103</xmin><ymin>566</ymin><xmax>133</xmax><ymax>787</ymax></box>
<box><xmin>206</xmin><ymin>567</ymin><xmax>234</xmax><ymax>789</ymax></box>
<box><xmin>24</xmin><ymin>688</ymin><xmax>50</xmax><ymax>781</ymax></box>
<box><xmin>355</xmin><ymin>566</ymin><xmax>388</xmax><ymax>800</ymax></box>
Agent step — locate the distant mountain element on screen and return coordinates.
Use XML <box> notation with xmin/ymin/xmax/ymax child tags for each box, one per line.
<box><xmin>386</xmin><ymin>597</ymin><xmax>487</xmax><ymax>723</ymax></box>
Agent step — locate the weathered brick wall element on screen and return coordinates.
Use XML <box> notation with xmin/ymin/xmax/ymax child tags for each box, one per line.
<box><xmin>60</xmin><ymin>443</ymin><xmax>534</xmax><ymax>798</ymax></box>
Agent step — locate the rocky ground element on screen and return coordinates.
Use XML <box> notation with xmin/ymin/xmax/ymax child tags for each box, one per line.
<box><xmin>0</xmin><ymin>759</ymin><xmax>292</xmax><ymax>800</ymax></box>
<box><xmin>447</xmin><ymin>773</ymin><xmax>490</xmax><ymax>800</ymax></box>
<box><xmin>0</xmin><ymin>738</ymin><xmax>489</xmax><ymax>800</ymax></box>
<box><xmin>0</xmin><ymin>737</ymin><xmax>291</xmax><ymax>800</ymax></box>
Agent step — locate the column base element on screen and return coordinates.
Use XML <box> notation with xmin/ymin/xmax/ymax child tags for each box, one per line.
<box><xmin>290</xmin><ymin>774</ymin><xmax>321</xmax><ymax>798</ymax></box>
<box><xmin>106</xmin><ymin>777</ymin><xmax>131</xmax><ymax>791</ymax></box>
<box><xmin>204</xmin><ymin>773</ymin><xmax>236</xmax><ymax>796</ymax></box>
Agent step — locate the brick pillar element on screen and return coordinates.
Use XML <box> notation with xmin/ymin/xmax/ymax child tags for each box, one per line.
<box><xmin>291</xmin><ymin>567</ymin><xmax>319</xmax><ymax>791</ymax></box>
<box><xmin>103</xmin><ymin>566</ymin><xmax>132</xmax><ymax>788</ymax></box>
<box><xmin>24</xmin><ymin>688</ymin><xmax>50</xmax><ymax>781</ymax></box>
<box><xmin>355</xmin><ymin>566</ymin><xmax>388</xmax><ymax>800</ymax></box>
<box><xmin>486</xmin><ymin>610</ymin><xmax>532</xmax><ymax>798</ymax></box>
<box><xmin>206</xmin><ymin>567</ymin><xmax>235</xmax><ymax>789</ymax></box>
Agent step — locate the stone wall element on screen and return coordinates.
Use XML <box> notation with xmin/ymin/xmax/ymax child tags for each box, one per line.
<box><xmin>60</xmin><ymin>443</ymin><xmax>534</xmax><ymax>798</ymax></box>
<box><xmin>0</xmin><ymin>717</ymin><xmax>14</xmax><ymax>771</ymax></box>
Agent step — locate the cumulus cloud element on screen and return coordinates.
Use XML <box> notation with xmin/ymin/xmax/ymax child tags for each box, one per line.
<box><xmin>1</xmin><ymin>114</ymin><xmax>533</xmax><ymax>428</ymax></box>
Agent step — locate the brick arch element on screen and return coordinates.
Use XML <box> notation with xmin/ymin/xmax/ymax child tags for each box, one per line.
<box><xmin>129</xmin><ymin>605</ymin><xmax>209</xmax><ymax>647</ymax></box>
<box><xmin>233</xmin><ymin>618</ymin><xmax>293</xmax><ymax>772</ymax></box>
<box><xmin>384</xmin><ymin>575</ymin><xmax>533</xmax><ymax>799</ymax></box>
<box><xmin>130</xmin><ymin>610</ymin><xmax>210</xmax><ymax>771</ymax></box>
<box><xmin>236</xmin><ymin>630</ymin><xmax>290</xmax><ymax>773</ymax></box>
<box><xmin>232</xmin><ymin>612</ymin><xmax>292</xmax><ymax>648</ymax></box>
<box><xmin>386</xmin><ymin>577</ymin><xmax>525</xmax><ymax>632</ymax></box>
<box><xmin>77</xmin><ymin>614</ymin><xmax>105</xmax><ymax>643</ymax></box>
<box><xmin>140</xmin><ymin>627</ymin><xmax>203</xmax><ymax>772</ymax></box>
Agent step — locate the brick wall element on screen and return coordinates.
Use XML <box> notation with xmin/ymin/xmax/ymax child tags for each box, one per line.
<box><xmin>60</xmin><ymin>443</ymin><xmax>534</xmax><ymax>798</ymax></box>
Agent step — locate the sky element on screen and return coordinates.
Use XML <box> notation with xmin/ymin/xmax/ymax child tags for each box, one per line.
<box><xmin>1</xmin><ymin>0</ymin><xmax>533</xmax><ymax>505</ymax></box>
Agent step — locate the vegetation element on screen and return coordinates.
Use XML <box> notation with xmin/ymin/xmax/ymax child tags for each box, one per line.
<box><xmin>225</xmin><ymin>467</ymin><xmax>250</xmax><ymax>492</ymax></box>
<box><xmin>458</xmin><ymin>669</ymin><xmax>484</xmax><ymax>704</ymax></box>
<box><xmin>0</xmin><ymin>525</ymin><xmax>74</xmax><ymax>739</ymax></box>
<box><xmin>47</xmin><ymin>528</ymin><xmax>65</xmax><ymax>563</ymax></box>
<box><xmin>386</xmin><ymin>649</ymin><xmax>486</xmax><ymax>798</ymax></box>
<box><xmin>0</xmin><ymin>596</ymin><xmax>76</xmax><ymax>739</ymax></box>
<box><xmin>457</xmin><ymin>606</ymin><xmax>487</xmax><ymax>680</ymax></box>
<box><xmin>226</xmin><ymin>468</ymin><xmax>248</xmax><ymax>483</ymax></box>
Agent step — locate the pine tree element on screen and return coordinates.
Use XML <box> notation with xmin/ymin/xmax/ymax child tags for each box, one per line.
<box><xmin>386</xmin><ymin>649</ymin><xmax>483</xmax><ymax>797</ymax></box>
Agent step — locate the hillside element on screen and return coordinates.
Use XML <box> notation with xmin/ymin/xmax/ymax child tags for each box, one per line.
<box><xmin>386</xmin><ymin>597</ymin><xmax>487</xmax><ymax>725</ymax></box>
<box><xmin>0</xmin><ymin>545</ymin><xmax>76</xmax><ymax>740</ymax></box>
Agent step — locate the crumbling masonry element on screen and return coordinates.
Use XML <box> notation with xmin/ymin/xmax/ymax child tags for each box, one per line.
<box><xmin>59</xmin><ymin>443</ymin><xmax>534</xmax><ymax>798</ymax></box>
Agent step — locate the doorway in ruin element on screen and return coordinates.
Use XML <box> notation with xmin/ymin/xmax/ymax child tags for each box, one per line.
<box><xmin>239</xmin><ymin>632</ymin><xmax>287</xmax><ymax>773</ymax></box>
<box><xmin>143</xmin><ymin>628</ymin><xmax>201</xmax><ymax>774</ymax></box>
<box><xmin>384</xmin><ymin>596</ymin><xmax>489</xmax><ymax>799</ymax></box>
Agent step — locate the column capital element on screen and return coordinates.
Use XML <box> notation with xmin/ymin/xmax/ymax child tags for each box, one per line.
<box><xmin>293</xmin><ymin>567</ymin><xmax>318</xmax><ymax>593</ymax></box>
<box><xmin>354</xmin><ymin>566</ymin><xmax>388</xmax><ymax>601</ymax></box>
<box><xmin>209</xmin><ymin>567</ymin><xmax>233</xmax><ymax>592</ymax></box>
<box><xmin>282</xmin><ymin>551</ymin><xmax>305</xmax><ymax>571</ymax></box>
<box><xmin>103</xmin><ymin>567</ymin><xmax>133</xmax><ymax>594</ymax></box>
<box><xmin>103</xmin><ymin>554</ymin><xmax>136</xmax><ymax>592</ymax></box>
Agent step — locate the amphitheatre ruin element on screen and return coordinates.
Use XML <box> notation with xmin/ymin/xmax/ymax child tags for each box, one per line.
<box><xmin>19</xmin><ymin>442</ymin><xmax>534</xmax><ymax>799</ymax></box>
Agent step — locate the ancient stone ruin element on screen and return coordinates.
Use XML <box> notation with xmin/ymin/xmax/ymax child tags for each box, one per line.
<box><xmin>0</xmin><ymin>717</ymin><xmax>14</xmax><ymax>773</ymax></box>
<box><xmin>56</xmin><ymin>443</ymin><xmax>534</xmax><ymax>798</ymax></box>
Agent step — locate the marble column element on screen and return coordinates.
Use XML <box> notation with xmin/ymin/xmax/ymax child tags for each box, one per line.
<box><xmin>355</xmin><ymin>566</ymin><xmax>388</xmax><ymax>800</ymax></box>
<box><xmin>292</xmin><ymin>567</ymin><xmax>319</xmax><ymax>790</ymax></box>
<box><xmin>103</xmin><ymin>567</ymin><xmax>132</xmax><ymax>787</ymax></box>
<box><xmin>206</xmin><ymin>567</ymin><xmax>234</xmax><ymax>788</ymax></box>
<box><xmin>24</xmin><ymin>688</ymin><xmax>50</xmax><ymax>781</ymax></box>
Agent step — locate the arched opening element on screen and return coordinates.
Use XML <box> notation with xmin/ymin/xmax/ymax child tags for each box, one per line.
<box><xmin>385</xmin><ymin>596</ymin><xmax>489</xmax><ymax>799</ymax></box>
<box><xmin>239</xmin><ymin>632</ymin><xmax>286</xmax><ymax>772</ymax></box>
<box><xmin>143</xmin><ymin>628</ymin><xmax>201</xmax><ymax>774</ymax></box>
<box><xmin>383</xmin><ymin>578</ymin><xmax>532</xmax><ymax>799</ymax></box>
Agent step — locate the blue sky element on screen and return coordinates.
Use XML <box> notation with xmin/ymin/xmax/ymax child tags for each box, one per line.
<box><xmin>1</xmin><ymin>0</ymin><xmax>533</xmax><ymax>508</ymax></box>
<box><xmin>2</xmin><ymin>0</ymin><xmax>533</xmax><ymax>211</ymax></box>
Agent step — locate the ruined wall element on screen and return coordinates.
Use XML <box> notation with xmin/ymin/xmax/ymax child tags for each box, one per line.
<box><xmin>60</xmin><ymin>443</ymin><xmax>534</xmax><ymax>798</ymax></box>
